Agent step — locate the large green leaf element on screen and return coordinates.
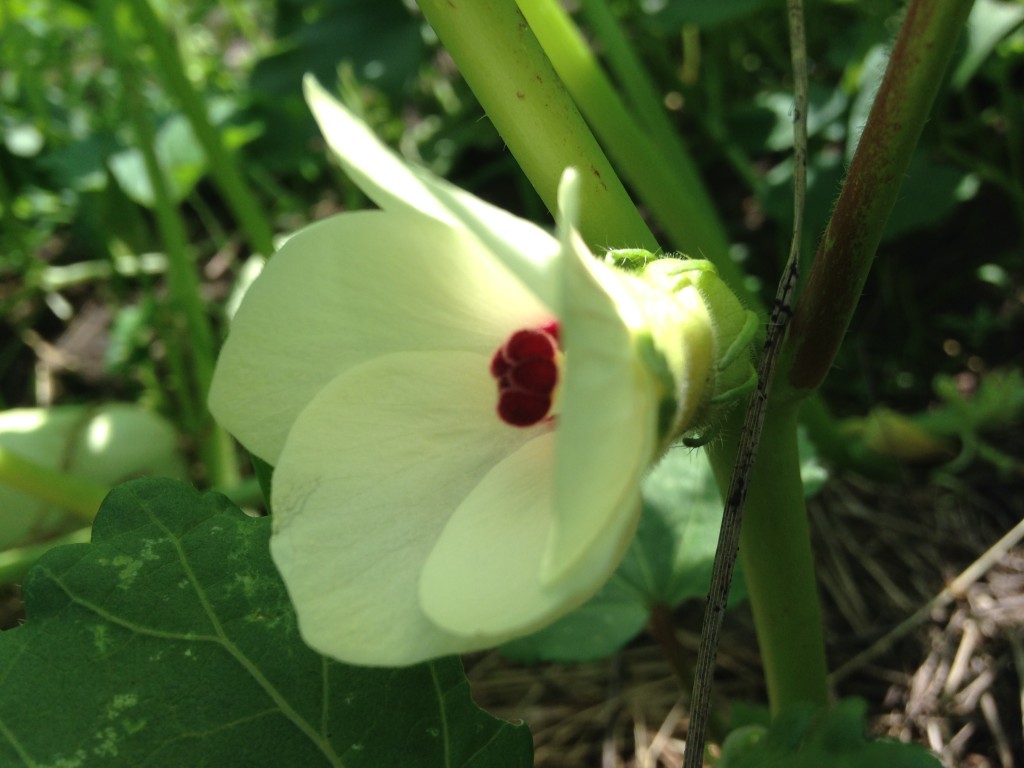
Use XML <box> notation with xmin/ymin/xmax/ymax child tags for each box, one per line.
<box><xmin>0</xmin><ymin>478</ymin><xmax>531</xmax><ymax>767</ymax></box>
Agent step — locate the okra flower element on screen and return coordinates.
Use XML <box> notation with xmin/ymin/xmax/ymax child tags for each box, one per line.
<box><xmin>209</xmin><ymin>77</ymin><xmax>752</xmax><ymax>666</ymax></box>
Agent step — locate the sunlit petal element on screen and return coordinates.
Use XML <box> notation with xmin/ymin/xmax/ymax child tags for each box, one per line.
<box><xmin>543</xmin><ymin>171</ymin><xmax>659</xmax><ymax>585</ymax></box>
<box><xmin>420</xmin><ymin>431</ymin><xmax>638</xmax><ymax>636</ymax></box>
<box><xmin>270</xmin><ymin>352</ymin><xmax>543</xmax><ymax>666</ymax></box>
<box><xmin>305</xmin><ymin>76</ymin><xmax>558</xmax><ymax>307</ymax></box>
<box><xmin>209</xmin><ymin>209</ymin><xmax>548</xmax><ymax>464</ymax></box>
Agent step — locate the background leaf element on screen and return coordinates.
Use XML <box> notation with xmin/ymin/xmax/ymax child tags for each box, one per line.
<box><xmin>0</xmin><ymin>478</ymin><xmax>531</xmax><ymax>767</ymax></box>
<box><xmin>108</xmin><ymin>101</ymin><xmax>260</xmax><ymax>208</ymax></box>
<box><xmin>951</xmin><ymin>0</ymin><xmax>1024</xmax><ymax>89</ymax></box>
<box><xmin>642</xmin><ymin>0</ymin><xmax>775</xmax><ymax>31</ymax></box>
<box><xmin>250</xmin><ymin>0</ymin><xmax>422</xmax><ymax>100</ymax></box>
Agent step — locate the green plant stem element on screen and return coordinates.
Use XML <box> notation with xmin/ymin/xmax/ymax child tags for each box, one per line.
<box><xmin>577</xmin><ymin>0</ymin><xmax>741</xmax><ymax>284</ymax></box>
<box><xmin>578</xmin><ymin>0</ymin><xmax>668</xmax><ymax>137</ymax></box>
<box><xmin>0</xmin><ymin>446</ymin><xmax>107</xmax><ymax>523</ymax></box>
<box><xmin>126</xmin><ymin>0</ymin><xmax>275</xmax><ymax>259</ymax></box>
<box><xmin>516</xmin><ymin>0</ymin><xmax>750</xmax><ymax>299</ymax></box>
<box><xmin>415</xmin><ymin>0</ymin><xmax>657</xmax><ymax>252</ymax></box>
<box><xmin>99</xmin><ymin>0</ymin><xmax>237</xmax><ymax>488</ymax></box>
<box><xmin>782</xmin><ymin>0</ymin><xmax>975</xmax><ymax>394</ymax></box>
<box><xmin>418</xmin><ymin>0</ymin><xmax>872</xmax><ymax>475</ymax></box>
<box><xmin>100</xmin><ymin>1</ymin><xmax>212</xmax><ymax>405</ymax></box>
<box><xmin>707</xmin><ymin>406</ymin><xmax>828</xmax><ymax>711</ymax></box>
<box><xmin>212</xmin><ymin>476</ymin><xmax>263</xmax><ymax>508</ymax></box>
<box><xmin>684</xmin><ymin>6</ymin><xmax>825</xmax><ymax>748</ymax></box>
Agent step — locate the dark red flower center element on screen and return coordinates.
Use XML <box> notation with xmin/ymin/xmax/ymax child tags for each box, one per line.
<box><xmin>490</xmin><ymin>321</ymin><xmax>561</xmax><ymax>427</ymax></box>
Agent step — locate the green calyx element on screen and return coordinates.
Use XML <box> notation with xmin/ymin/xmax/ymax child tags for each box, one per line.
<box><xmin>607</xmin><ymin>249</ymin><xmax>759</xmax><ymax>448</ymax></box>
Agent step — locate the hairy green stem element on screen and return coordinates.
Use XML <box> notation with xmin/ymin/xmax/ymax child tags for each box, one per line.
<box><xmin>707</xmin><ymin>406</ymin><xmax>828</xmax><ymax>711</ymax></box>
<box><xmin>783</xmin><ymin>0</ymin><xmax>975</xmax><ymax>393</ymax></box>
<box><xmin>579</xmin><ymin>0</ymin><xmax>726</xmax><ymax>241</ymax></box>
<box><xmin>415</xmin><ymin>0</ymin><xmax>657</xmax><ymax>252</ymax></box>
<box><xmin>126</xmin><ymin>0</ymin><xmax>276</xmax><ymax>259</ymax></box>
<box><xmin>578</xmin><ymin>0</ymin><xmax>668</xmax><ymax>136</ymax></box>
<box><xmin>0</xmin><ymin>446</ymin><xmax>108</xmax><ymax>523</ymax></box>
<box><xmin>516</xmin><ymin>0</ymin><xmax>749</xmax><ymax>297</ymax></box>
<box><xmin>737</xmin><ymin>407</ymin><xmax>828</xmax><ymax>709</ymax></box>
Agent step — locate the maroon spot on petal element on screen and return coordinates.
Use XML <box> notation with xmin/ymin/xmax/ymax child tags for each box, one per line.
<box><xmin>490</xmin><ymin>321</ymin><xmax>562</xmax><ymax>428</ymax></box>
<box><xmin>510</xmin><ymin>358</ymin><xmax>557</xmax><ymax>394</ymax></box>
<box><xmin>506</xmin><ymin>329</ymin><xmax>555</xmax><ymax>361</ymax></box>
<box><xmin>540</xmin><ymin>321</ymin><xmax>560</xmax><ymax>344</ymax></box>
<box><xmin>490</xmin><ymin>350</ymin><xmax>511</xmax><ymax>378</ymax></box>
<box><xmin>498</xmin><ymin>391</ymin><xmax>552</xmax><ymax>427</ymax></box>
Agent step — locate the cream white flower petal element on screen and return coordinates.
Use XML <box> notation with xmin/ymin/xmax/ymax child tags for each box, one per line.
<box><xmin>644</xmin><ymin>278</ymin><xmax>714</xmax><ymax>431</ymax></box>
<box><xmin>270</xmin><ymin>351</ymin><xmax>543</xmax><ymax>666</ymax></box>
<box><xmin>542</xmin><ymin>171</ymin><xmax>660</xmax><ymax>585</ymax></box>
<box><xmin>419</xmin><ymin>431</ymin><xmax>639</xmax><ymax>636</ymax></box>
<box><xmin>304</xmin><ymin>75</ymin><xmax>558</xmax><ymax>308</ymax></box>
<box><xmin>209</xmin><ymin>209</ymin><xmax>549</xmax><ymax>464</ymax></box>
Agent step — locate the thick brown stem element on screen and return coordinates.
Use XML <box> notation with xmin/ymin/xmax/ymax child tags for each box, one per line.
<box><xmin>783</xmin><ymin>0</ymin><xmax>974</xmax><ymax>393</ymax></box>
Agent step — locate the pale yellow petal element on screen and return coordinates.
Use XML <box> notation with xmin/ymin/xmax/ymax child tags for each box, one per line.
<box><xmin>209</xmin><ymin>209</ymin><xmax>549</xmax><ymax>464</ymax></box>
<box><xmin>633</xmin><ymin>259</ymin><xmax>717</xmax><ymax>436</ymax></box>
<box><xmin>541</xmin><ymin>170</ymin><xmax>659</xmax><ymax>585</ymax></box>
<box><xmin>420</xmin><ymin>431</ymin><xmax>638</xmax><ymax>637</ymax></box>
<box><xmin>304</xmin><ymin>75</ymin><xmax>559</xmax><ymax>308</ymax></box>
<box><xmin>270</xmin><ymin>352</ymin><xmax>543</xmax><ymax>666</ymax></box>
